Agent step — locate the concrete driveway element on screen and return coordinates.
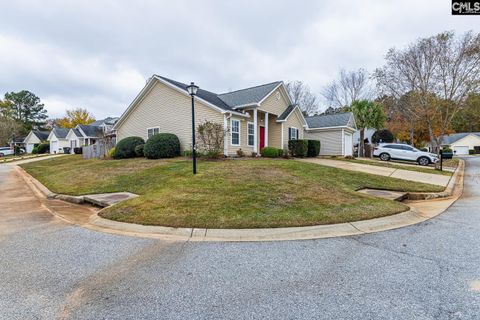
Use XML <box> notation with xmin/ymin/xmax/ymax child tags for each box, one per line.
<box><xmin>299</xmin><ymin>158</ymin><xmax>452</xmax><ymax>186</ymax></box>
<box><xmin>1</xmin><ymin>159</ymin><xmax>479</xmax><ymax>319</ymax></box>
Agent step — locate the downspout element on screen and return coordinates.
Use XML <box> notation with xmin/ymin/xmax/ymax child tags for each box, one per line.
<box><xmin>224</xmin><ymin>113</ymin><xmax>232</xmax><ymax>157</ymax></box>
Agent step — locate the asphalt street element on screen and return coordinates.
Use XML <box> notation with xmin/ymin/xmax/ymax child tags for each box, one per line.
<box><xmin>0</xmin><ymin>158</ymin><xmax>479</xmax><ymax>320</ymax></box>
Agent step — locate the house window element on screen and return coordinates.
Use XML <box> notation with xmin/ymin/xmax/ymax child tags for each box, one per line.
<box><xmin>289</xmin><ymin>127</ymin><xmax>299</xmax><ymax>140</ymax></box>
<box><xmin>247</xmin><ymin>122</ymin><xmax>255</xmax><ymax>146</ymax></box>
<box><xmin>231</xmin><ymin>119</ymin><xmax>240</xmax><ymax>146</ymax></box>
<box><xmin>147</xmin><ymin>127</ymin><xmax>159</xmax><ymax>139</ymax></box>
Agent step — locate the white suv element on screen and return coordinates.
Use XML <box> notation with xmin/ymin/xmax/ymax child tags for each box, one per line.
<box><xmin>0</xmin><ymin>147</ymin><xmax>14</xmax><ymax>157</ymax></box>
<box><xmin>373</xmin><ymin>143</ymin><xmax>439</xmax><ymax>166</ymax></box>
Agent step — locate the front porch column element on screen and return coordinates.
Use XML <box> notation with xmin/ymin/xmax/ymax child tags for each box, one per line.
<box><xmin>253</xmin><ymin>108</ymin><xmax>258</xmax><ymax>153</ymax></box>
<box><xmin>264</xmin><ymin>112</ymin><xmax>269</xmax><ymax>147</ymax></box>
<box><xmin>223</xmin><ymin>114</ymin><xmax>228</xmax><ymax>156</ymax></box>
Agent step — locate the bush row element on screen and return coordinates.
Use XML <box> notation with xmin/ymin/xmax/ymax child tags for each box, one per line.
<box><xmin>113</xmin><ymin>133</ymin><xmax>180</xmax><ymax>159</ymax></box>
<box><xmin>288</xmin><ymin>139</ymin><xmax>321</xmax><ymax>157</ymax></box>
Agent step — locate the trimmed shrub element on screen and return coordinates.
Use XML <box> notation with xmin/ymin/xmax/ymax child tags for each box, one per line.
<box><xmin>31</xmin><ymin>146</ymin><xmax>39</xmax><ymax>154</ymax></box>
<box><xmin>73</xmin><ymin>147</ymin><xmax>82</xmax><ymax>154</ymax></box>
<box><xmin>236</xmin><ymin>149</ymin><xmax>245</xmax><ymax>158</ymax></box>
<box><xmin>34</xmin><ymin>143</ymin><xmax>49</xmax><ymax>154</ymax></box>
<box><xmin>107</xmin><ymin>147</ymin><xmax>116</xmax><ymax>158</ymax></box>
<box><xmin>288</xmin><ymin>139</ymin><xmax>308</xmax><ymax>157</ymax></box>
<box><xmin>135</xmin><ymin>144</ymin><xmax>145</xmax><ymax>157</ymax></box>
<box><xmin>144</xmin><ymin>133</ymin><xmax>180</xmax><ymax>159</ymax></box>
<box><xmin>469</xmin><ymin>149</ymin><xmax>475</xmax><ymax>155</ymax></box>
<box><xmin>372</xmin><ymin>129</ymin><xmax>395</xmax><ymax>144</ymax></box>
<box><xmin>261</xmin><ymin>147</ymin><xmax>283</xmax><ymax>158</ymax></box>
<box><xmin>114</xmin><ymin>136</ymin><xmax>145</xmax><ymax>159</ymax></box>
<box><xmin>442</xmin><ymin>147</ymin><xmax>453</xmax><ymax>153</ymax></box>
<box><xmin>306</xmin><ymin>140</ymin><xmax>321</xmax><ymax>157</ymax></box>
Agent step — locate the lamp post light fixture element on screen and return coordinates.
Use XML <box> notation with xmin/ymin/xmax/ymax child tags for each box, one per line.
<box><xmin>187</xmin><ymin>82</ymin><xmax>199</xmax><ymax>174</ymax></box>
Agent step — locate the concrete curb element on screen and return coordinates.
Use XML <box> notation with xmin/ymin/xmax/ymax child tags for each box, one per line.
<box><xmin>16</xmin><ymin>161</ymin><xmax>465</xmax><ymax>242</ymax></box>
<box><xmin>406</xmin><ymin>159</ymin><xmax>464</xmax><ymax>200</ymax></box>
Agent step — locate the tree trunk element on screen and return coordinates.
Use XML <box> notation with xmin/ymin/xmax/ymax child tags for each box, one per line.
<box><xmin>359</xmin><ymin>128</ymin><xmax>365</xmax><ymax>158</ymax></box>
<box><xmin>409</xmin><ymin>126</ymin><xmax>415</xmax><ymax>146</ymax></box>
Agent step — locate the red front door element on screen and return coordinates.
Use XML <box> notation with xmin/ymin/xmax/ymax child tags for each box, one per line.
<box><xmin>259</xmin><ymin>126</ymin><xmax>265</xmax><ymax>151</ymax></box>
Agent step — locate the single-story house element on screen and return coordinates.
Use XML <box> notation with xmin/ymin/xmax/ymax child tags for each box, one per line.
<box><xmin>114</xmin><ymin>75</ymin><xmax>309</xmax><ymax>156</ymax></box>
<box><xmin>47</xmin><ymin>128</ymin><xmax>70</xmax><ymax>154</ymax></box>
<box><xmin>304</xmin><ymin>112</ymin><xmax>356</xmax><ymax>156</ymax></box>
<box><xmin>66</xmin><ymin>124</ymin><xmax>104</xmax><ymax>153</ymax></box>
<box><xmin>437</xmin><ymin>132</ymin><xmax>480</xmax><ymax>155</ymax></box>
<box><xmin>23</xmin><ymin>130</ymin><xmax>50</xmax><ymax>153</ymax></box>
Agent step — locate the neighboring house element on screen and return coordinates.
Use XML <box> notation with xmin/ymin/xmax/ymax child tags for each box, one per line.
<box><xmin>47</xmin><ymin>128</ymin><xmax>70</xmax><ymax>154</ymax></box>
<box><xmin>90</xmin><ymin>117</ymin><xmax>119</xmax><ymax>132</ymax></box>
<box><xmin>23</xmin><ymin>130</ymin><xmax>50</xmax><ymax>153</ymax></box>
<box><xmin>435</xmin><ymin>132</ymin><xmax>480</xmax><ymax>155</ymax></box>
<box><xmin>304</xmin><ymin>112</ymin><xmax>356</xmax><ymax>156</ymax></box>
<box><xmin>65</xmin><ymin>125</ymin><xmax>104</xmax><ymax>153</ymax></box>
<box><xmin>114</xmin><ymin>75</ymin><xmax>308</xmax><ymax>156</ymax></box>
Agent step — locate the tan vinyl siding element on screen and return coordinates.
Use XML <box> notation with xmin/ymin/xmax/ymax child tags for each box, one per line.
<box><xmin>226</xmin><ymin>117</ymin><xmax>255</xmax><ymax>156</ymax></box>
<box><xmin>304</xmin><ymin>129</ymin><xmax>343</xmax><ymax>155</ymax></box>
<box><xmin>269</xmin><ymin>120</ymin><xmax>282</xmax><ymax>148</ymax></box>
<box><xmin>116</xmin><ymin>80</ymin><xmax>223</xmax><ymax>152</ymax></box>
<box><xmin>282</xmin><ymin>108</ymin><xmax>305</xmax><ymax>149</ymax></box>
<box><xmin>259</xmin><ymin>87</ymin><xmax>289</xmax><ymax>116</ymax></box>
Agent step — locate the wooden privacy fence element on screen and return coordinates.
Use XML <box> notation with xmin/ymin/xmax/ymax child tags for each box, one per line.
<box><xmin>82</xmin><ymin>139</ymin><xmax>115</xmax><ymax>159</ymax></box>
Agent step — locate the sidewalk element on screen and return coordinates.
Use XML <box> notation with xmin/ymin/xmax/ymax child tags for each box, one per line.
<box><xmin>298</xmin><ymin>158</ymin><xmax>451</xmax><ymax>187</ymax></box>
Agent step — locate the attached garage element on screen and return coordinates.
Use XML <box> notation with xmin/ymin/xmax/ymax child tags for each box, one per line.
<box><xmin>442</xmin><ymin>133</ymin><xmax>480</xmax><ymax>155</ymax></box>
<box><xmin>47</xmin><ymin>128</ymin><xmax>70</xmax><ymax>154</ymax></box>
<box><xmin>453</xmin><ymin>146</ymin><xmax>469</xmax><ymax>155</ymax></box>
<box><xmin>304</xmin><ymin>112</ymin><xmax>356</xmax><ymax>156</ymax></box>
<box><xmin>23</xmin><ymin>130</ymin><xmax>50</xmax><ymax>153</ymax></box>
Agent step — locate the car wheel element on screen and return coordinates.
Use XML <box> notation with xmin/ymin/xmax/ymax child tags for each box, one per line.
<box><xmin>379</xmin><ymin>153</ymin><xmax>390</xmax><ymax>161</ymax></box>
<box><xmin>418</xmin><ymin>157</ymin><xmax>430</xmax><ymax>166</ymax></box>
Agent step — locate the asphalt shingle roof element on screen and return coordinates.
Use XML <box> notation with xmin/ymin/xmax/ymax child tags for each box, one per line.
<box><xmin>156</xmin><ymin>75</ymin><xmax>284</xmax><ymax>110</ymax></box>
<box><xmin>217</xmin><ymin>81</ymin><xmax>282</xmax><ymax>108</ymax></box>
<box><xmin>442</xmin><ymin>132</ymin><xmax>480</xmax><ymax>145</ymax></box>
<box><xmin>33</xmin><ymin>130</ymin><xmax>50</xmax><ymax>141</ymax></box>
<box><xmin>305</xmin><ymin>112</ymin><xmax>353</xmax><ymax>129</ymax></box>
<box><xmin>52</xmin><ymin>128</ymin><xmax>69</xmax><ymax>139</ymax></box>
<box><xmin>278</xmin><ymin>105</ymin><xmax>297</xmax><ymax>121</ymax></box>
<box><xmin>90</xmin><ymin>117</ymin><xmax>119</xmax><ymax>126</ymax></box>
<box><xmin>157</xmin><ymin>76</ymin><xmax>234</xmax><ymax>111</ymax></box>
<box><xmin>78</xmin><ymin>125</ymin><xmax>103</xmax><ymax>138</ymax></box>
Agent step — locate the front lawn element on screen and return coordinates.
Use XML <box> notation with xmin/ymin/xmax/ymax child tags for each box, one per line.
<box><xmin>21</xmin><ymin>155</ymin><xmax>443</xmax><ymax>229</ymax></box>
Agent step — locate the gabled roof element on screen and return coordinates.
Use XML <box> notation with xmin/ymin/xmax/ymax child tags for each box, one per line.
<box><xmin>218</xmin><ymin>81</ymin><xmax>283</xmax><ymax>108</ymax></box>
<box><xmin>77</xmin><ymin>124</ymin><xmax>103</xmax><ymax>138</ymax></box>
<box><xmin>305</xmin><ymin>112</ymin><xmax>354</xmax><ymax>129</ymax></box>
<box><xmin>442</xmin><ymin>132</ymin><xmax>480</xmax><ymax>145</ymax></box>
<box><xmin>277</xmin><ymin>104</ymin><xmax>297</xmax><ymax>121</ymax></box>
<box><xmin>70</xmin><ymin>128</ymin><xmax>82</xmax><ymax>138</ymax></box>
<box><xmin>51</xmin><ymin>128</ymin><xmax>69</xmax><ymax>139</ymax></box>
<box><xmin>90</xmin><ymin>117</ymin><xmax>119</xmax><ymax>126</ymax></box>
<box><xmin>157</xmin><ymin>76</ymin><xmax>234</xmax><ymax>112</ymax></box>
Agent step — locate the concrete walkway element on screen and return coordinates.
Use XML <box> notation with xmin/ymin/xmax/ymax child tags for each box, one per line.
<box><xmin>299</xmin><ymin>158</ymin><xmax>451</xmax><ymax>187</ymax></box>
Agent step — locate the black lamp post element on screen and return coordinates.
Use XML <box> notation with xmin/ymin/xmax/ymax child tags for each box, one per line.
<box><xmin>187</xmin><ymin>82</ymin><xmax>199</xmax><ymax>174</ymax></box>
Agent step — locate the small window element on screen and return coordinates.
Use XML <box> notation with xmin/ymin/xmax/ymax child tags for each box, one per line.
<box><xmin>247</xmin><ymin>122</ymin><xmax>255</xmax><ymax>146</ymax></box>
<box><xmin>288</xmin><ymin>127</ymin><xmax>299</xmax><ymax>140</ymax></box>
<box><xmin>147</xmin><ymin>127</ymin><xmax>159</xmax><ymax>139</ymax></box>
<box><xmin>231</xmin><ymin>119</ymin><xmax>240</xmax><ymax>146</ymax></box>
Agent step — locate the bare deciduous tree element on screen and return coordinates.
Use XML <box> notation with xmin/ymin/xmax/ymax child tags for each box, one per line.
<box><xmin>0</xmin><ymin>116</ymin><xmax>21</xmax><ymax>146</ymax></box>
<box><xmin>321</xmin><ymin>69</ymin><xmax>372</xmax><ymax>108</ymax></box>
<box><xmin>374</xmin><ymin>31</ymin><xmax>480</xmax><ymax>150</ymax></box>
<box><xmin>285</xmin><ymin>81</ymin><xmax>319</xmax><ymax>115</ymax></box>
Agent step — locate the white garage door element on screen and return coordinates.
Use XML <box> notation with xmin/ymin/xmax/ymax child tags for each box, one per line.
<box><xmin>50</xmin><ymin>141</ymin><xmax>58</xmax><ymax>154</ymax></box>
<box><xmin>344</xmin><ymin>133</ymin><xmax>353</xmax><ymax>156</ymax></box>
<box><xmin>454</xmin><ymin>146</ymin><xmax>469</xmax><ymax>155</ymax></box>
<box><xmin>26</xmin><ymin>144</ymin><xmax>35</xmax><ymax>153</ymax></box>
